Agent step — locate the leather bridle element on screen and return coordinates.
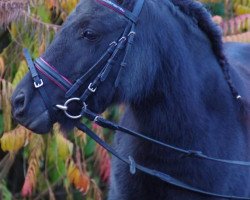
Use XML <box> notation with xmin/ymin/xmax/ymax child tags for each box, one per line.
<box><xmin>23</xmin><ymin>0</ymin><xmax>250</xmax><ymax>199</ymax></box>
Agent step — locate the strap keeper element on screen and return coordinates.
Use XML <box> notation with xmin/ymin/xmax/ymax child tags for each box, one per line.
<box><xmin>107</xmin><ymin>59</ymin><xmax>115</xmax><ymax>65</ymax></box>
<box><xmin>129</xmin><ymin>156</ymin><xmax>136</xmax><ymax>175</ymax></box>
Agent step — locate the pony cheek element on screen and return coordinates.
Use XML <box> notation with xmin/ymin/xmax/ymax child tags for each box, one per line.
<box><xmin>87</xmin><ymin>86</ymin><xmax>116</xmax><ymax>113</ymax></box>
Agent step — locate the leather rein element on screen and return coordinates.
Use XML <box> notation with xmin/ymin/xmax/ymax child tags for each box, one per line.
<box><xmin>23</xmin><ymin>0</ymin><xmax>250</xmax><ymax>199</ymax></box>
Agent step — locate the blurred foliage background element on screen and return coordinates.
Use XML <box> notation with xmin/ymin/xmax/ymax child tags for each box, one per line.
<box><xmin>0</xmin><ymin>0</ymin><xmax>249</xmax><ymax>199</ymax></box>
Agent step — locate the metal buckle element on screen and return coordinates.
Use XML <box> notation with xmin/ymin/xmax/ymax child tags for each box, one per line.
<box><xmin>109</xmin><ymin>41</ymin><xmax>117</xmax><ymax>46</ymax></box>
<box><xmin>94</xmin><ymin>116</ymin><xmax>99</xmax><ymax>122</ymax></box>
<box><xmin>128</xmin><ymin>31</ymin><xmax>136</xmax><ymax>37</ymax></box>
<box><xmin>56</xmin><ymin>98</ymin><xmax>87</xmax><ymax>119</ymax></box>
<box><xmin>119</xmin><ymin>36</ymin><xmax>126</xmax><ymax>42</ymax></box>
<box><xmin>88</xmin><ymin>83</ymin><xmax>97</xmax><ymax>93</ymax></box>
<box><xmin>34</xmin><ymin>79</ymin><xmax>44</xmax><ymax>88</ymax></box>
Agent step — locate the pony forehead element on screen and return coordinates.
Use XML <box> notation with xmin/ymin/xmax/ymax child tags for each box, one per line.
<box><xmin>96</xmin><ymin>0</ymin><xmax>125</xmax><ymax>15</ymax></box>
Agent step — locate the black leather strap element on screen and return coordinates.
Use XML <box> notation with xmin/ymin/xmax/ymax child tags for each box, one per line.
<box><xmin>131</xmin><ymin>0</ymin><xmax>145</xmax><ymax>22</ymax></box>
<box><xmin>36</xmin><ymin>85</ymin><xmax>57</xmax><ymax>122</ymax></box>
<box><xmin>115</xmin><ymin>24</ymin><xmax>136</xmax><ymax>87</ymax></box>
<box><xmin>76</xmin><ymin>121</ymin><xmax>250</xmax><ymax>200</ymax></box>
<box><xmin>82</xmin><ymin>108</ymin><xmax>250</xmax><ymax>167</ymax></box>
<box><xmin>79</xmin><ymin>23</ymin><xmax>131</xmax><ymax>102</ymax></box>
<box><xmin>35</xmin><ymin>58</ymin><xmax>72</xmax><ymax>90</ymax></box>
<box><xmin>96</xmin><ymin>0</ymin><xmax>144</xmax><ymax>23</ymax></box>
<box><xmin>23</xmin><ymin>49</ymin><xmax>56</xmax><ymax>122</ymax></box>
<box><xmin>23</xmin><ymin>49</ymin><xmax>43</xmax><ymax>87</ymax></box>
<box><xmin>65</xmin><ymin>42</ymin><xmax>117</xmax><ymax>98</ymax></box>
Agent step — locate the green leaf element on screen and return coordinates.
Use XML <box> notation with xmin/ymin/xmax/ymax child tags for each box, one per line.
<box><xmin>36</xmin><ymin>6</ymin><xmax>51</xmax><ymax>23</ymax></box>
<box><xmin>84</xmin><ymin>138</ymin><xmax>96</xmax><ymax>157</ymax></box>
<box><xmin>0</xmin><ymin>112</ymin><xmax>3</xmax><ymax>136</ymax></box>
<box><xmin>48</xmin><ymin>157</ymin><xmax>66</xmax><ymax>183</ymax></box>
<box><xmin>0</xmin><ymin>181</ymin><xmax>12</xmax><ymax>200</ymax></box>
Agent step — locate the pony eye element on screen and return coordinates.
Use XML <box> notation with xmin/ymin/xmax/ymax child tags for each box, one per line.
<box><xmin>81</xmin><ymin>30</ymin><xmax>99</xmax><ymax>41</ymax></box>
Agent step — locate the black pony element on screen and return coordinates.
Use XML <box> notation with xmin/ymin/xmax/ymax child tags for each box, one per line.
<box><xmin>11</xmin><ymin>0</ymin><xmax>250</xmax><ymax>199</ymax></box>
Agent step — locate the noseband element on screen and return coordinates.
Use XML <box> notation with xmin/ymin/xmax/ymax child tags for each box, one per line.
<box><xmin>23</xmin><ymin>0</ymin><xmax>250</xmax><ymax>199</ymax></box>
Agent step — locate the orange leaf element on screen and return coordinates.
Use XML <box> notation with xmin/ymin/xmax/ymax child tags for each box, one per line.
<box><xmin>67</xmin><ymin>159</ymin><xmax>90</xmax><ymax>194</ymax></box>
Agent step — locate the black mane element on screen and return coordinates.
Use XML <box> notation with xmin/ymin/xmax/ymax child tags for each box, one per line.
<box><xmin>170</xmin><ymin>0</ymin><xmax>241</xmax><ymax>100</ymax></box>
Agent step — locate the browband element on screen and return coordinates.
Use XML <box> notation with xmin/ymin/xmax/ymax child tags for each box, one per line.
<box><xmin>96</xmin><ymin>0</ymin><xmax>144</xmax><ymax>23</ymax></box>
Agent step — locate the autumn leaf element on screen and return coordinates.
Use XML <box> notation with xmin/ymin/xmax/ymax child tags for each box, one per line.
<box><xmin>67</xmin><ymin>159</ymin><xmax>90</xmax><ymax>194</ymax></box>
<box><xmin>21</xmin><ymin>159</ymin><xmax>38</xmax><ymax>197</ymax></box>
<box><xmin>93</xmin><ymin>124</ymin><xmax>111</xmax><ymax>183</ymax></box>
<box><xmin>0</xmin><ymin>57</ymin><xmax>5</xmax><ymax>78</ymax></box>
<box><xmin>53</xmin><ymin>124</ymin><xmax>74</xmax><ymax>160</ymax></box>
<box><xmin>0</xmin><ymin>126</ymin><xmax>31</xmax><ymax>152</ymax></box>
<box><xmin>21</xmin><ymin>134</ymin><xmax>44</xmax><ymax>197</ymax></box>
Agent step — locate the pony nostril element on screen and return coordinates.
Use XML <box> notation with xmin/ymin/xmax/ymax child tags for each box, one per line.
<box><xmin>13</xmin><ymin>92</ymin><xmax>26</xmax><ymax>115</ymax></box>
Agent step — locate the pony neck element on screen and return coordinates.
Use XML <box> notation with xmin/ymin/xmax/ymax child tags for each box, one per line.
<box><xmin>130</xmin><ymin>3</ymin><xmax>239</xmax><ymax>149</ymax></box>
